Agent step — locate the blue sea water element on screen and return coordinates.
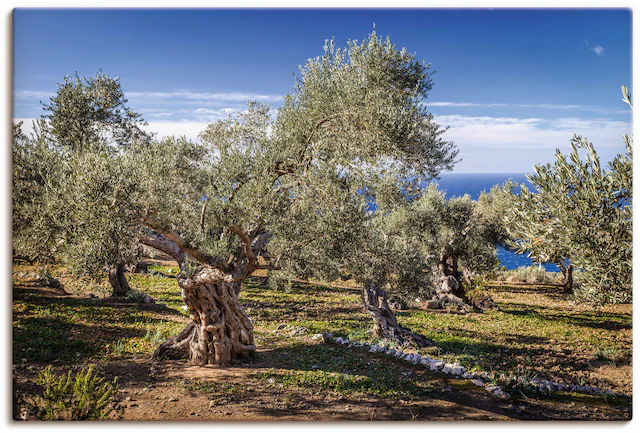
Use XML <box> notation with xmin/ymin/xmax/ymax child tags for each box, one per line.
<box><xmin>428</xmin><ymin>173</ymin><xmax>560</xmax><ymax>272</ymax></box>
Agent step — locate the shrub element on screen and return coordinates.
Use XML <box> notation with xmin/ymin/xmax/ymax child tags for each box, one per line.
<box><xmin>463</xmin><ymin>276</ymin><xmax>496</xmax><ymax>310</ymax></box>
<box><xmin>23</xmin><ymin>365</ymin><xmax>124</xmax><ymax>420</ymax></box>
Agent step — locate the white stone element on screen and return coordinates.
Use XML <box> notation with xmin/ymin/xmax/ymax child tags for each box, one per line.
<box><xmin>450</xmin><ymin>363</ymin><xmax>465</xmax><ymax>376</ymax></box>
<box><xmin>471</xmin><ymin>379</ymin><xmax>485</xmax><ymax>387</ymax></box>
<box><xmin>493</xmin><ymin>389</ymin><xmax>511</xmax><ymax>400</ymax></box>
<box><xmin>430</xmin><ymin>360</ymin><xmax>444</xmax><ymax>370</ymax></box>
<box><xmin>335</xmin><ymin>337</ymin><xmax>344</xmax><ymax>344</ymax></box>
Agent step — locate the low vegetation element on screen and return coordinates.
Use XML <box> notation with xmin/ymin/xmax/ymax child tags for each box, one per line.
<box><xmin>13</xmin><ymin>262</ymin><xmax>631</xmax><ymax>420</ymax></box>
<box><xmin>19</xmin><ymin>365</ymin><xmax>124</xmax><ymax>420</ymax></box>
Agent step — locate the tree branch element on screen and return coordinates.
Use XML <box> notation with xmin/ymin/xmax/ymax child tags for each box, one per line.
<box><xmin>143</xmin><ymin>218</ymin><xmax>226</xmax><ymax>268</ymax></box>
<box><xmin>227</xmin><ymin>226</ymin><xmax>273</xmax><ymax>280</ymax></box>
<box><xmin>139</xmin><ymin>232</ymin><xmax>185</xmax><ymax>264</ymax></box>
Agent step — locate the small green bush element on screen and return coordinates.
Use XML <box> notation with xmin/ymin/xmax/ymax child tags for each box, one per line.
<box><xmin>24</xmin><ymin>365</ymin><xmax>124</xmax><ymax>420</ymax></box>
<box><xmin>125</xmin><ymin>290</ymin><xmax>148</xmax><ymax>303</ymax></box>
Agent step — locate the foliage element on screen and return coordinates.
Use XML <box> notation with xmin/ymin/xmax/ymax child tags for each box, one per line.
<box><xmin>38</xmin><ymin>70</ymin><xmax>150</xmax><ymax>152</ymax></box>
<box><xmin>505</xmin><ymin>87</ymin><xmax>632</xmax><ymax>304</ymax></box>
<box><xmin>23</xmin><ymin>365</ymin><xmax>123</xmax><ymax>420</ymax></box>
<box><xmin>13</xmin><ymin>71</ymin><xmax>152</xmax><ymax>280</ymax></box>
<box><xmin>495</xmin><ymin>265</ymin><xmax>560</xmax><ymax>285</ymax></box>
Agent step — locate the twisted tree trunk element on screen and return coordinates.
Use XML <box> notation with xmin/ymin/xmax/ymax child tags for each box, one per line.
<box><xmin>140</xmin><ymin>225</ymin><xmax>271</xmax><ymax>366</ymax></box>
<box><xmin>108</xmin><ymin>263</ymin><xmax>130</xmax><ymax>296</ymax></box>
<box><xmin>557</xmin><ymin>262</ymin><xmax>574</xmax><ymax>294</ymax></box>
<box><xmin>362</xmin><ymin>282</ymin><xmax>432</xmax><ymax>348</ymax></box>
<box><xmin>153</xmin><ymin>277</ymin><xmax>255</xmax><ymax>365</ymax></box>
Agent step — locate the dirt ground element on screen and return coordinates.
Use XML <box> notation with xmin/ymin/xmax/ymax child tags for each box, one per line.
<box><xmin>13</xmin><ymin>344</ymin><xmax>631</xmax><ymax>421</ymax></box>
<box><xmin>12</xmin><ymin>264</ymin><xmax>632</xmax><ymax>421</ymax></box>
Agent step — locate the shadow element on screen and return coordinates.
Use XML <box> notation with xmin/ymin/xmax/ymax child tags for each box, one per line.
<box><xmin>498</xmin><ymin>302</ymin><xmax>631</xmax><ymax>332</ymax></box>
<box><xmin>13</xmin><ymin>290</ymin><xmax>185</xmax><ymax>365</ymax></box>
<box><xmin>147</xmin><ymin>341</ymin><xmax>523</xmax><ymax>421</ymax></box>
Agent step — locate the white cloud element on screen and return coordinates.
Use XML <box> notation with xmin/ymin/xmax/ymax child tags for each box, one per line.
<box><xmin>435</xmin><ymin>114</ymin><xmax>631</xmax><ymax>172</ymax></box>
<box><xmin>14</xmin><ymin>112</ymin><xmax>630</xmax><ymax>175</ymax></box>
<box><xmin>584</xmin><ymin>39</ymin><xmax>605</xmax><ymax>56</ymax></box>
<box><xmin>430</xmin><ymin>101</ymin><xmax>603</xmax><ymax>111</ymax></box>
<box><xmin>126</xmin><ymin>91</ymin><xmax>283</xmax><ymax>103</ymax></box>
<box><xmin>14</xmin><ymin>117</ymin><xmax>209</xmax><ymax>142</ymax></box>
<box><xmin>142</xmin><ymin>121</ymin><xmax>210</xmax><ymax>141</ymax></box>
<box><xmin>14</xmin><ymin>90</ymin><xmax>53</xmax><ymax>100</ymax></box>
<box><xmin>15</xmin><ymin>89</ymin><xmax>284</xmax><ymax>104</ymax></box>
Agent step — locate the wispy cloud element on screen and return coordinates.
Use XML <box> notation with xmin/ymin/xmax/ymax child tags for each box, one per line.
<box><xmin>584</xmin><ymin>39</ymin><xmax>605</xmax><ymax>56</ymax></box>
<box><xmin>430</xmin><ymin>101</ymin><xmax>596</xmax><ymax>111</ymax></box>
<box><xmin>434</xmin><ymin>114</ymin><xmax>630</xmax><ymax>172</ymax></box>
<box><xmin>14</xmin><ymin>90</ymin><xmax>54</xmax><ymax>101</ymax></box>
<box><xmin>126</xmin><ymin>91</ymin><xmax>283</xmax><ymax>103</ymax></box>
<box><xmin>16</xmin><ymin>89</ymin><xmax>284</xmax><ymax>103</ymax></box>
<box><xmin>14</xmin><ymin>89</ymin><xmax>283</xmax><ymax>122</ymax></box>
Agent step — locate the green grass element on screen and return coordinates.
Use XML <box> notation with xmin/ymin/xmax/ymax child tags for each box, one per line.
<box><xmin>13</xmin><ymin>265</ymin><xmax>631</xmax><ymax>399</ymax></box>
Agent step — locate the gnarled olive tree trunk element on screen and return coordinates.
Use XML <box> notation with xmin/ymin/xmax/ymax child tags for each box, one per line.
<box><xmin>153</xmin><ymin>270</ymin><xmax>256</xmax><ymax>365</ymax></box>
<box><xmin>362</xmin><ymin>282</ymin><xmax>432</xmax><ymax>348</ymax></box>
<box><xmin>141</xmin><ymin>227</ymin><xmax>268</xmax><ymax>366</ymax></box>
<box><xmin>108</xmin><ymin>263</ymin><xmax>130</xmax><ymax>296</ymax></box>
<box><xmin>557</xmin><ymin>262</ymin><xmax>574</xmax><ymax>294</ymax></box>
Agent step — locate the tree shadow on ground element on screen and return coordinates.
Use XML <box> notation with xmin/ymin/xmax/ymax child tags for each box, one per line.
<box><xmin>497</xmin><ymin>301</ymin><xmax>631</xmax><ymax>332</ymax></box>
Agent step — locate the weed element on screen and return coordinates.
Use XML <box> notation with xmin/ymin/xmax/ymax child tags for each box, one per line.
<box><xmin>21</xmin><ymin>365</ymin><xmax>123</xmax><ymax>420</ymax></box>
<box><xmin>125</xmin><ymin>290</ymin><xmax>149</xmax><ymax>303</ymax></box>
<box><xmin>593</xmin><ymin>347</ymin><xmax>619</xmax><ymax>363</ymax></box>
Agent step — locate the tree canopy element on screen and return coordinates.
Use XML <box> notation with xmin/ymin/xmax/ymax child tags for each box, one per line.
<box><xmin>505</xmin><ymin>86</ymin><xmax>632</xmax><ymax>303</ymax></box>
<box><xmin>13</xmin><ymin>30</ymin><xmax>459</xmax><ymax>364</ymax></box>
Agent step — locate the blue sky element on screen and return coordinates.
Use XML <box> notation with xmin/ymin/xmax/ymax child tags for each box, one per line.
<box><xmin>12</xmin><ymin>8</ymin><xmax>632</xmax><ymax>173</ymax></box>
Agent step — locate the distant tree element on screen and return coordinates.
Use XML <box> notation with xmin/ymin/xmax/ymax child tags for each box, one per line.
<box><xmin>504</xmin><ymin>87</ymin><xmax>632</xmax><ymax>303</ymax></box>
<box><xmin>38</xmin><ymin>70</ymin><xmax>151</xmax><ymax>152</ymax></box>
<box><xmin>402</xmin><ymin>184</ymin><xmax>504</xmax><ymax>308</ymax></box>
<box><xmin>14</xmin><ymin>71</ymin><xmax>152</xmax><ymax>295</ymax></box>
<box><xmin>14</xmin><ymin>31</ymin><xmax>457</xmax><ymax>363</ymax></box>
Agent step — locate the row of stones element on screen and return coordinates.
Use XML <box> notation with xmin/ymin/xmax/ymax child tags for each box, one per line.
<box><xmin>317</xmin><ymin>333</ymin><xmax>628</xmax><ymax>400</ymax></box>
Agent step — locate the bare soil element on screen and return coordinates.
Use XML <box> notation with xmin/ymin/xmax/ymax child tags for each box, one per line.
<box><xmin>12</xmin><ymin>263</ymin><xmax>632</xmax><ymax>421</ymax></box>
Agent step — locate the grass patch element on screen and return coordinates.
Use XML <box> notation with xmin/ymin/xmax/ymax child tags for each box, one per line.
<box><xmin>13</xmin><ymin>263</ymin><xmax>632</xmax><ymax>404</ymax></box>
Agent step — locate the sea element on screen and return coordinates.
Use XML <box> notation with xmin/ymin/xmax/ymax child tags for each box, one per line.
<box><xmin>427</xmin><ymin>173</ymin><xmax>559</xmax><ymax>272</ymax></box>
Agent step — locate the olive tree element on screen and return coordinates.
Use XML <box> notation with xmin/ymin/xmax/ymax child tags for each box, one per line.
<box><xmin>504</xmin><ymin>87</ymin><xmax>632</xmax><ymax>302</ymax></box>
<box><xmin>14</xmin><ymin>71</ymin><xmax>152</xmax><ymax>295</ymax></box>
<box><xmin>38</xmin><ymin>70</ymin><xmax>151</xmax><ymax>152</ymax></box>
<box><xmin>14</xmin><ymin>31</ymin><xmax>457</xmax><ymax>363</ymax></box>
<box><xmin>141</xmin><ymin>31</ymin><xmax>456</xmax><ymax>358</ymax></box>
<box><xmin>390</xmin><ymin>184</ymin><xmax>506</xmax><ymax>309</ymax></box>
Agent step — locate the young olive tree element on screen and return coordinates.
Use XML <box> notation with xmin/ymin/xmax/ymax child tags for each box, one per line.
<box><xmin>14</xmin><ymin>71</ymin><xmax>152</xmax><ymax>295</ymax></box>
<box><xmin>504</xmin><ymin>87</ymin><xmax>632</xmax><ymax>302</ymax></box>
<box><xmin>504</xmin><ymin>180</ymin><xmax>575</xmax><ymax>293</ymax></box>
